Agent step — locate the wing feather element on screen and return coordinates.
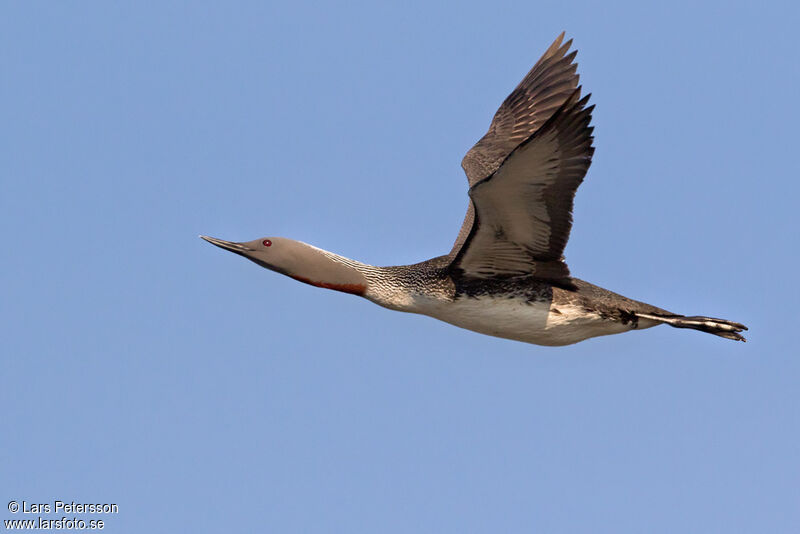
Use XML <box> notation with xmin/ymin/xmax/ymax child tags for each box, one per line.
<box><xmin>451</xmin><ymin>89</ymin><xmax>595</xmax><ymax>282</ymax></box>
<box><xmin>450</xmin><ymin>33</ymin><xmax>582</xmax><ymax>257</ymax></box>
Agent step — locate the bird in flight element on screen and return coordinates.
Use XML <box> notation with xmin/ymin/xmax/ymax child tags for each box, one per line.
<box><xmin>202</xmin><ymin>33</ymin><xmax>747</xmax><ymax>346</ymax></box>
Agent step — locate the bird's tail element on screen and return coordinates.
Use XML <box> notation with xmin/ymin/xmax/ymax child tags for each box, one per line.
<box><xmin>636</xmin><ymin>313</ymin><xmax>748</xmax><ymax>342</ymax></box>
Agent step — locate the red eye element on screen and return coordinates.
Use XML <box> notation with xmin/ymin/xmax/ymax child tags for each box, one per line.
<box><xmin>262</xmin><ymin>239</ymin><xmax>272</xmax><ymax>247</ymax></box>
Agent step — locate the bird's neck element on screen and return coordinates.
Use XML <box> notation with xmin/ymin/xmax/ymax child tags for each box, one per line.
<box><xmin>281</xmin><ymin>241</ymin><xmax>439</xmax><ymax>312</ymax></box>
<box><xmin>284</xmin><ymin>244</ymin><xmax>373</xmax><ymax>296</ymax></box>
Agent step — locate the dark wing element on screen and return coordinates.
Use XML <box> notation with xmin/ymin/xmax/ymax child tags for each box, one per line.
<box><xmin>451</xmin><ymin>89</ymin><xmax>594</xmax><ymax>282</ymax></box>
<box><xmin>450</xmin><ymin>33</ymin><xmax>582</xmax><ymax>257</ymax></box>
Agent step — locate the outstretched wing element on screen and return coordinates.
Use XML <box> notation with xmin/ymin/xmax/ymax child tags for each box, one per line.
<box><xmin>451</xmin><ymin>87</ymin><xmax>595</xmax><ymax>282</ymax></box>
<box><xmin>450</xmin><ymin>33</ymin><xmax>583</xmax><ymax>257</ymax></box>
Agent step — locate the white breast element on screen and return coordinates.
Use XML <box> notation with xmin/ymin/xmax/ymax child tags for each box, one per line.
<box><xmin>409</xmin><ymin>295</ymin><xmax>634</xmax><ymax>346</ymax></box>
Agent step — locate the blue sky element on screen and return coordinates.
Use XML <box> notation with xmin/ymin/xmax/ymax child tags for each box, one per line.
<box><xmin>2</xmin><ymin>1</ymin><xmax>799</xmax><ymax>532</ymax></box>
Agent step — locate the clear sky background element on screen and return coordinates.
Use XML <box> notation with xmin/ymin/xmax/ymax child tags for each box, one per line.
<box><xmin>2</xmin><ymin>1</ymin><xmax>799</xmax><ymax>532</ymax></box>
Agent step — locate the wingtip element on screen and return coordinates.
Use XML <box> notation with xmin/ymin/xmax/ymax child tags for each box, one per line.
<box><xmin>547</xmin><ymin>32</ymin><xmax>566</xmax><ymax>54</ymax></box>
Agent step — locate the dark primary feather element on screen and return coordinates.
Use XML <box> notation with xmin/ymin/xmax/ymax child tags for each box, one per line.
<box><xmin>450</xmin><ymin>33</ymin><xmax>583</xmax><ymax>258</ymax></box>
<box><xmin>460</xmin><ymin>32</ymin><xmax>581</xmax><ymax>186</ymax></box>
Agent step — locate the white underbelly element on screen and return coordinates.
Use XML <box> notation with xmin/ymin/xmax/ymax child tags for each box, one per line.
<box><xmin>414</xmin><ymin>296</ymin><xmax>635</xmax><ymax>346</ymax></box>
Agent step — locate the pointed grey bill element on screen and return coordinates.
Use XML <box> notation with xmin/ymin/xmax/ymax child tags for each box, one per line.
<box><xmin>199</xmin><ymin>235</ymin><xmax>254</xmax><ymax>255</ymax></box>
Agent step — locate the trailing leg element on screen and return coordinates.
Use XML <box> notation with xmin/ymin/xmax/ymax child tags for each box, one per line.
<box><xmin>636</xmin><ymin>313</ymin><xmax>748</xmax><ymax>342</ymax></box>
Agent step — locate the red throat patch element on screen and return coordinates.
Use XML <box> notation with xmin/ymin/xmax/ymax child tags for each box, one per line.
<box><xmin>290</xmin><ymin>275</ymin><xmax>366</xmax><ymax>296</ymax></box>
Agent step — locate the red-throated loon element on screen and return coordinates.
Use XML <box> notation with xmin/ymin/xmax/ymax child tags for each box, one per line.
<box><xmin>201</xmin><ymin>33</ymin><xmax>747</xmax><ymax>346</ymax></box>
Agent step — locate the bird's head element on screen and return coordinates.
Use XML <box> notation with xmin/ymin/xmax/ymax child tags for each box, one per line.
<box><xmin>200</xmin><ymin>235</ymin><xmax>294</xmax><ymax>274</ymax></box>
<box><xmin>200</xmin><ymin>235</ymin><xmax>368</xmax><ymax>295</ymax></box>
